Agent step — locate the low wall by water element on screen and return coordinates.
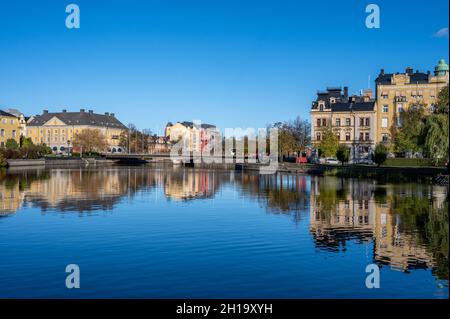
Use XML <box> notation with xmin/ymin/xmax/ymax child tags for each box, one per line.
<box><xmin>6</xmin><ymin>159</ymin><xmax>45</xmax><ymax>167</ymax></box>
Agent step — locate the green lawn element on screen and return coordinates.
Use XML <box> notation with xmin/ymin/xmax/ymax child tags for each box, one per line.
<box><xmin>382</xmin><ymin>158</ymin><xmax>442</xmax><ymax>167</ymax></box>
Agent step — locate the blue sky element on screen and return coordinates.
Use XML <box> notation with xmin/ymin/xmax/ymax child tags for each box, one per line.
<box><xmin>0</xmin><ymin>0</ymin><xmax>448</xmax><ymax>134</ymax></box>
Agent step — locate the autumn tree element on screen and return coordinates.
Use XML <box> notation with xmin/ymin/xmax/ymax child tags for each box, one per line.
<box><xmin>73</xmin><ymin>129</ymin><xmax>108</xmax><ymax>155</ymax></box>
<box><xmin>317</xmin><ymin>128</ymin><xmax>338</xmax><ymax>157</ymax></box>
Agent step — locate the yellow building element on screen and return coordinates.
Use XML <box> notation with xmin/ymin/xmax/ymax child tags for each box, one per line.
<box><xmin>375</xmin><ymin>59</ymin><xmax>449</xmax><ymax>144</ymax></box>
<box><xmin>26</xmin><ymin>109</ymin><xmax>127</xmax><ymax>153</ymax></box>
<box><xmin>0</xmin><ymin>110</ymin><xmax>20</xmax><ymax>147</ymax></box>
<box><xmin>310</xmin><ymin>87</ymin><xmax>377</xmax><ymax>160</ymax></box>
<box><xmin>165</xmin><ymin>121</ymin><xmax>217</xmax><ymax>153</ymax></box>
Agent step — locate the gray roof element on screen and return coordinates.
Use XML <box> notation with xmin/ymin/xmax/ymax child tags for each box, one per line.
<box><xmin>376</xmin><ymin>71</ymin><xmax>430</xmax><ymax>85</ymax></box>
<box><xmin>179</xmin><ymin>121</ymin><xmax>216</xmax><ymax>129</ymax></box>
<box><xmin>0</xmin><ymin>110</ymin><xmax>17</xmax><ymax>117</ymax></box>
<box><xmin>331</xmin><ymin>102</ymin><xmax>375</xmax><ymax>112</ymax></box>
<box><xmin>28</xmin><ymin>111</ymin><xmax>127</xmax><ymax>129</ymax></box>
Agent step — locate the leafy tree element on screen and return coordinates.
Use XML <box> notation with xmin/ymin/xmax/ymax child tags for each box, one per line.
<box><xmin>373</xmin><ymin>143</ymin><xmax>388</xmax><ymax>167</ymax></box>
<box><xmin>336</xmin><ymin>145</ymin><xmax>350</xmax><ymax>166</ymax></box>
<box><xmin>73</xmin><ymin>129</ymin><xmax>108</xmax><ymax>155</ymax></box>
<box><xmin>424</xmin><ymin>114</ymin><xmax>449</xmax><ymax>165</ymax></box>
<box><xmin>317</xmin><ymin>128</ymin><xmax>338</xmax><ymax>157</ymax></box>
<box><xmin>393</xmin><ymin>105</ymin><xmax>426</xmax><ymax>154</ymax></box>
<box><xmin>20</xmin><ymin>136</ymin><xmax>33</xmax><ymax>148</ymax></box>
<box><xmin>5</xmin><ymin>139</ymin><xmax>18</xmax><ymax>150</ymax></box>
<box><xmin>436</xmin><ymin>85</ymin><xmax>449</xmax><ymax>114</ymax></box>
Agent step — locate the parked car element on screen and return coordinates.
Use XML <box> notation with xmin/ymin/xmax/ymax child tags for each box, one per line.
<box><xmin>325</xmin><ymin>157</ymin><xmax>339</xmax><ymax>165</ymax></box>
<box><xmin>353</xmin><ymin>158</ymin><xmax>374</xmax><ymax>165</ymax></box>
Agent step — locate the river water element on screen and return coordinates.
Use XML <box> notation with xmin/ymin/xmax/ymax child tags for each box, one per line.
<box><xmin>0</xmin><ymin>166</ymin><xmax>448</xmax><ymax>298</ymax></box>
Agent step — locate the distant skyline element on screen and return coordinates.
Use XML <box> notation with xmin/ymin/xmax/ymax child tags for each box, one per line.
<box><xmin>0</xmin><ymin>0</ymin><xmax>449</xmax><ymax>135</ymax></box>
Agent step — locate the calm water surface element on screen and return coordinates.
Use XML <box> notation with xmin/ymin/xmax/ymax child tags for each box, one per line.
<box><xmin>0</xmin><ymin>166</ymin><xmax>448</xmax><ymax>298</ymax></box>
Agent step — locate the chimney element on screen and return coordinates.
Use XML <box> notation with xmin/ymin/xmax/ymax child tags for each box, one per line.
<box><xmin>43</xmin><ymin>110</ymin><xmax>48</xmax><ymax>114</ymax></box>
<box><xmin>110</xmin><ymin>113</ymin><xmax>115</xmax><ymax>117</ymax></box>
<box><xmin>105</xmin><ymin>112</ymin><xmax>110</xmax><ymax>116</ymax></box>
<box><xmin>343</xmin><ymin>86</ymin><xmax>349</xmax><ymax>99</ymax></box>
<box><xmin>62</xmin><ymin>109</ymin><xmax>67</xmax><ymax>113</ymax></box>
<box><xmin>80</xmin><ymin>109</ymin><xmax>85</xmax><ymax>113</ymax></box>
<box><xmin>89</xmin><ymin>110</ymin><xmax>94</xmax><ymax>114</ymax></box>
<box><xmin>380</xmin><ymin>69</ymin><xmax>385</xmax><ymax>76</ymax></box>
<box><xmin>406</xmin><ymin>67</ymin><xmax>413</xmax><ymax>75</ymax></box>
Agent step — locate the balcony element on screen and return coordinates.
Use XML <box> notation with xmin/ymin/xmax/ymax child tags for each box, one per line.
<box><xmin>394</xmin><ymin>96</ymin><xmax>408</xmax><ymax>103</ymax></box>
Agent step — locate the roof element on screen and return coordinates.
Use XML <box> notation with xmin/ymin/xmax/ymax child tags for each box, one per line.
<box><xmin>375</xmin><ymin>71</ymin><xmax>430</xmax><ymax>85</ymax></box>
<box><xmin>0</xmin><ymin>110</ymin><xmax>17</xmax><ymax>118</ymax></box>
<box><xmin>178</xmin><ymin>121</ymin><xmax>216</xmax><ymax>129</ymax></box>
<box><xmin>331</xmin><ymin>101</ymin><xmax>375</xmax><ymax>112</ymax></box>
<box><xmin>27</xmin><ymin>111</ymin><xmax>127</xmax><ymax>129</ymax></box>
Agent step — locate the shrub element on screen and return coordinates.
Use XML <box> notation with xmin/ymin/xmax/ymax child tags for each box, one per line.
<box><xmin>374</xmin><ymin>143</ymin><xmax>388</xmax><ymax>167</ymax></box>
<box><xmin>336</xmin><ymin>145</ymin><xmax>350</xmax><ymax>166</ymax></box>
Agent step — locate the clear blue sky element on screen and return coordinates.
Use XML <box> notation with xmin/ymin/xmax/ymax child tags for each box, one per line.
<box><xmin>0</xmin><ymin>0</ymin><xmax>448</xmax><ymax>134</ymax></box>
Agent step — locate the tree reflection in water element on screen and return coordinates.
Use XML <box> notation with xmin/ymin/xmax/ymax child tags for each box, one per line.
<box><xmin>0</xmin><ymin>167</ymin><xmax>448</xmax><ymax>281</ymax></box>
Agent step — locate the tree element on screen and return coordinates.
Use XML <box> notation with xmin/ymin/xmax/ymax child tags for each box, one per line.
<box><xmin>393</xmin><ymin>104</ymin><xmax>426</xmax><ymax>155</ymax></box>
<box><xmin>5</xmin><ymin>139</ymin><xmax>18</xmax><ymax>150</ymax></box>
<box><xmin>119</xmin><ymin>124</ymin><xmax>153</xmax><ymax>153</ymax></box>
<box><xmin>73</xmin><ymin>129</ymin><xmax>108</xmax><ymax>155</ymax></box>
<box><xmin>373</xmin><ymin>143</ymin><xmax>388</xmax><ymax>167</ymax></box>
<box><xmin>424</xmin><ymin>114</ymin><xmax>449</xmax><ymax>165</ymax></box>
<box><xmin>436</xmin><ymin>85</ymin><xmax>449</xmax><ymax>114</ymax></box>
<box><xmin>317</xmin><ymin>128</ymin><xmax>338</xmax><ymax>157</ymax></box>
<box><xmin>20</xmin><ymin>136</ymin><xmax>34</xmax><ymax>148</ymax></box>
<box><xmin>336</xmin><ymin>145</ymin><xmax>350</xmax><ymax>166</ymax></box>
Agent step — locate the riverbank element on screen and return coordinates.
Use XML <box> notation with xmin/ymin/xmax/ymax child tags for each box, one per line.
<box><xmin>239</xmin><ymin>163</ymin><xmax>448</xmax><ymax>184</ymax></box>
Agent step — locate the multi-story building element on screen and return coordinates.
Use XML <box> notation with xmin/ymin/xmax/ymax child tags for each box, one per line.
<box><xmin>26</xmin><ymin>109</ymin><xmax>127</xmax><ymax>153</ymax></box>
<box><xmin>0</xmin><ymin>110</ymin><xmax>20</xmax><ymax>147</ymax></box>
<box><xmin>165</xmin><ymin>121</ymin><xmax>217</xmax><ymax>153</ymax></box>
<box><xmin>375</xmin><ymin>59</ymin><xmax>449</xmax><ymax>144</ymax></box>
<box><xmin>2</xmin><ymin>108</ymin><xmax>34</xmax><ymax>139</ymax></box>
<box><xmin>310</xmin><ymin>87</ymin><xmax>377</xmax><ymax>160</ymax></box>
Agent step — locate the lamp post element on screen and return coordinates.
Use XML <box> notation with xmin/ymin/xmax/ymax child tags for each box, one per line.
<box><xmin>67</xmin><ymin>140</ymin><xmax>71</xmax><ymax>157</ymax></box>
<box><xmin>350</xmin><ymin>108</ymin><xmax>356</xmax><ymax>161</ymax></box>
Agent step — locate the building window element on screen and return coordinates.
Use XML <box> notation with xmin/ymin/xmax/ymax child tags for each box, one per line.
<box><xmin>397</xmin><ymin>104</ymin><xmax>404</xmax><ymax>113</ymax></box>
<box><xmin>359</xmin><ymin>132</ymin><xmax>364</xmax><ymax>141</ymax></box>
<box><xmin>382</xmin><ymin>134</ymin><xmax>389</xmax><ymax>142</ymax></box>
<box><xmin>365</xmin><ymin>133</ymin><xmax>370</xmax><ymax>141</ymax></box>
<box><xmin>317</xmin><ymin>119</ymin><xmax>321</xmax><ymax>127</ymax></box>
<box><xmin>346</xmin><ymin>118</ymin><xmax>351</xmax><ymax>126</ymax></box>
<box><xmin>322</xmin><ymin>119</ymin><xmax>327</xmax><ymax>126</ymax></box>
<box><xmin>0</xmin><ymin>129</ymin><xmax>4</xmax><ymax>137</ymax></box>
<box><xmin>316</xmin><ymin>133</ymin><xmax>321</xmax><ymax>141</ymax></box>
<box><xmin>336</xmin><ymin>118</ymin><xmax>340</xmax><ymax>127</ymax></box>
<box><xmin>365</xmin><ymin>118</ymin><xmax>370</xmax><ymax>126</ymax></box>
<box><xmin>381</xmin><ymin>118</ymin><xmax>388</xmax><ymax>128</ymax></box>
<box><xmin>345</xmin><ymin>132</ymin><xmax>351</xmax><ymax>141</ymax></box>
<box><xmin>382</xmin><ymin>105</ymin><xmax>388</xmax><ymax>113</ymax></box>
<box><xmin>360</xmin><ymin>118</ymin><xmax>364</xmax><ymax>127</ymax></box>
<box><xmin>12</xmin><ymin>130</ymin><xmax>16</xmax><ymax>138</ymax></box>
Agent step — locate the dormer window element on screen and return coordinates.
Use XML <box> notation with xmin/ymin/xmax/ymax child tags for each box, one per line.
<box><xmin>318</xmin><ymin>101</ymin><xmax>325</xmax><ymax>111</ymax></box>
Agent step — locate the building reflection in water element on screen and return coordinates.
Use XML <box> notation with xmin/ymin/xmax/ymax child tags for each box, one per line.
<box><xmin>0</xmin><ymin>167</ymin><xmax>448</xmax><ymax>281</ymax></box>
<box><xmin>310</xmin><ymin>176</ymin><xmax>448</xmax><ymax>280</ymax></box>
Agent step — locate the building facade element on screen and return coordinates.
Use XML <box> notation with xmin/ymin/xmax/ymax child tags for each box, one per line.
<box><xmin>165</xmin><ymin>121</ymin><xmax>217</xmax><ymax>153</ymax></box>
<box><xmin>26</xmin><ymin>109</ymin><xmax>127</xmax><ymax>153</ymax></box>
<box><xmin>0</xmin><ymin>110</ymin><xmax>20</xmax><ymax>148</ymax></box>
<box><xmin>310</xmin><ymin>87</ymin><xmax>377</xmax><ymax>160</ymax></box>
<box><xmin>375</xmin><ymin>59</ymin><xmax>449</xmax><ymax>144</ymax></box>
